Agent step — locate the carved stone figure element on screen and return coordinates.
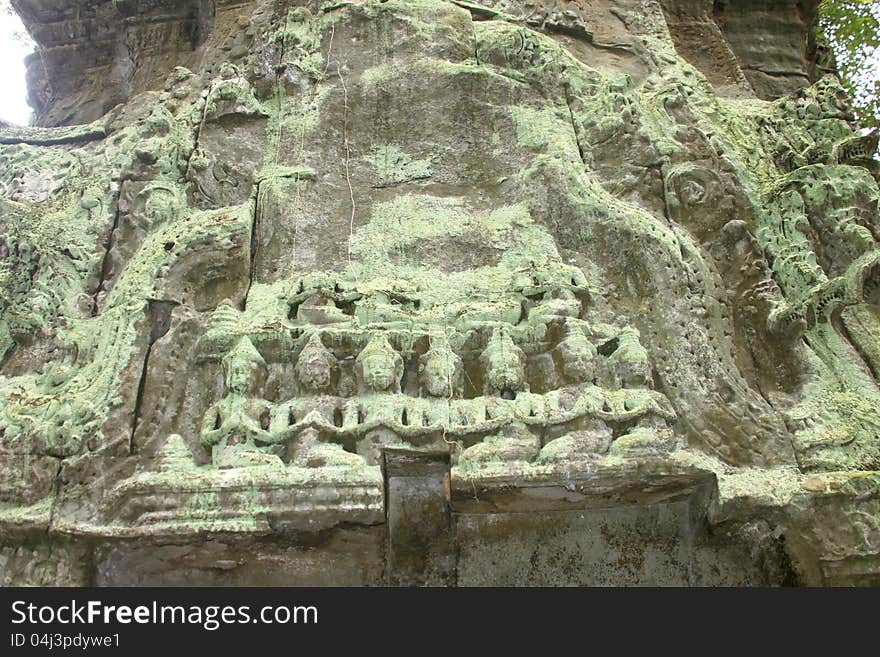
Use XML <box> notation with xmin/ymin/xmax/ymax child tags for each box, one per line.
<box><xmin>607</xmin><ymin>328</ymin><xmax>653</xmax><ymax>390</ymax></box>
<box><xmin>480</xmin><ymin>327</ymin><xmax>528</xmax><ymax>398</ymax></box>
<box><xmin>419</xmin><ymin>335</ymin><xmax>464</xmax><ymax>398</ymax></box>
<box><xmin>356</xmin><ymin>334</ymin><xmax>404</xmax><ymax>394</ymax></box>
<box><xmin>555</xmin><ymin>322</ymin><xmax>599</xmax><ymax>385</ymax></box>
<box><xmin>200</xmin><ymin>337</ymin><xmax>274</xmax><ymax>467</ymax></box>
<box><xmin>294</xmin><ymin>333</ymin><xmax>338</xmax><ymax>394</ymax></box>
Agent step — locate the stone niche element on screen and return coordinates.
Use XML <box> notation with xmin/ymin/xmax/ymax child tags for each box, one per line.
<box><xmin>1</xmin><ymin>0</ymin><xmax>880</xmax><ymax>586</ymax></box>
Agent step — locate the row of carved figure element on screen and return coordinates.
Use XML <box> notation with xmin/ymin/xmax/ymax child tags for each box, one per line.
<box><xmin>208</xmin><ymin>319</ymin><xmax>654</xmax><ymax>398</ymax></box>
<box><xmin>198</xmin><ymin>329</ymin><xmax>672</xmax><ymax>468</ymax></box>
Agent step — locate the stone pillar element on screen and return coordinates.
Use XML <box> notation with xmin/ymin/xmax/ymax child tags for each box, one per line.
<box><xmin>383</xmin><ymin>447</ymin><xmax>454</xmax><ymax>586</ymax></box>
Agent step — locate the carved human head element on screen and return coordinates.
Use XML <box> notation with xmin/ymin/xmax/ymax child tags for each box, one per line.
<box><xmin>221</xmin><ymin>337</ymin><xmax>266</xmax><ymax>395</ymax></box>
<box><xmin>481</xmin><ymin>327</ymin><xmax>526</xmax><ymax>394</ymax></box>
<box><xmin>419</xmin><ymin>335</ymin><xmax>462</xmax><ymax>398</ymax></box>
<box><xmin>295</xmin><ymin>333</ymin><xmax>337</xmax><ymax>393</ymax></box>
<box><xmin>356</xmin><ymin>334</ymin><xmax>403</xmax><ymax>393</ymax></box>
<box><xmin>556</xmin><ymin>326</ymin><xmax>597</xmax><ymax>384</ymax></box>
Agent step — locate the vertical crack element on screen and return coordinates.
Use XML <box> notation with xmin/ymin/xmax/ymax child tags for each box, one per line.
<box><xmin>243</xmin><ymin>182</ymin><xmax>262</xmax><ymax>310</ymax></box>
<box><xmin>129</xmin><ymin>300</ymin><xmax>176</xmax><ymax>454</ymax></box>
<box><xmin>129</xmin><ymin>346</ymin><xmax>152</xmax><ymax>455</ymax></box>
<box><xmin>470</xmin><ymin>16</ymin><xmax>480</xmax><ymax>65</ymax></box>
<box><xmin>274</xmin><ymin>23</ymin><xmax>287</xmax><ymax>167</ymax></box>
<box><xmin>91</xmin><ymin>187</ymin><xmax>123</xmax><ymax>316</ymax></box>
<box><xmin>186</xmin><ymin>78</ymin><xmax>213</xmax><ymax>193</ymax></box>
<box><xmin>337</xmin><ymin>63</ymin><xmax>356</xmax><ymax>270</ymax></box>
<box><xmin>562</xmin><ymin>83</ymin><xmax>588</xmax><ymax>167</ymax></box>
<box><xmin>46</xmin><ymin>458</ymin><xmax>64</xmax><ymax>533</ymax></box>
<box><xmin>122</xmin><ymin>22</ymin><xmax>137</xmax><ymax>99</ymax></box>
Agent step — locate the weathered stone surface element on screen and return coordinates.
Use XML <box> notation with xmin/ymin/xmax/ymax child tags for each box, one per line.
<box><xmin>1</xmin><ymin>0</ymin><xmax>879</xmax><ymax>585</ymax></box>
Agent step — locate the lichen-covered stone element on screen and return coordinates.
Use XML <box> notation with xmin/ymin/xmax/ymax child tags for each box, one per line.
<box><xmin>1</xmin><ymin>0</ymin><xmax>879</xmax><ymax>586</ymax></box>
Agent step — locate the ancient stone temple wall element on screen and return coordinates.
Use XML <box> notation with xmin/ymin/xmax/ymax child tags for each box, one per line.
<box><xmin>1</xmin><ymin>0</ymin><xmax>879</xmax><ymax>586</ymax></box>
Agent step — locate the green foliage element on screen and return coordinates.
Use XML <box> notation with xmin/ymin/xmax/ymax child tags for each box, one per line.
<box><xmin>819</xmin><ymin>0</ymin><xmax>880</xmax><ymax>129</ymax></box>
